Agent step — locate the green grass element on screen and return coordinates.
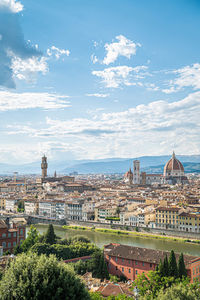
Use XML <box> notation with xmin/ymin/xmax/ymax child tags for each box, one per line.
<box><xmin>62</xmin><ymin>224</ymin><xmax>200</xmax><ymax>244</ymax></box>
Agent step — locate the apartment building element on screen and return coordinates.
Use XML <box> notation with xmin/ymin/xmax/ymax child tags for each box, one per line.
<box><xmin>38</xmin><ymin>199</ymin><xmax>65</xmax><ymax>219</ymax></box>
<box><xmin>155</xmin><ymin>206</ymin><xmax>180</xmax><ymax>229</ymax></box>
<box><xmin>66</xmin><ymin>200</ymin><xmax>84</xmax><ymax>221</ymax></box>
<box><xmin>104</xmin><ymin>243</ymin><xmax>200</xmax><ymax>283</ymax></box>
<box><xmin>0</xmin><ymin>218</ymin><xmax>26</xmax><ymax>253</ymax></box>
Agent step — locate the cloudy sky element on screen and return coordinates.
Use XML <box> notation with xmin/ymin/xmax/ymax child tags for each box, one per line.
<box><xmin>0</xmin><ymin>0</ymin><xmax>200</xmax><ymax>164</ymax></box>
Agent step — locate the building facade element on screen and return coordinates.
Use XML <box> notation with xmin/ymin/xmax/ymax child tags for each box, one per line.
<box><xmin>104</xmin><ymin>243</ymin><xmax>200</xmax><ymax>283</ymax></box>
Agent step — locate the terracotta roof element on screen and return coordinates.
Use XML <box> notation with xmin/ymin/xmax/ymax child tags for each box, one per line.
<box><xmin>0</xmin><ymin>220</ymin><xmax>7</xmax><ymax>229</ymax></box>
<box><xmin>106</xmin><ymin>244</ymin><xmax>197</xmax><ymax>266</ymax></box>
<box><xmin>97</xmin><ymin>283</ymin><xmax>133</xmax><ymax>297</ymax></box>
<box><xmin>164</xmin><ymin>152</ymin><xmax>184</xmax><ymax>172</ymax></box>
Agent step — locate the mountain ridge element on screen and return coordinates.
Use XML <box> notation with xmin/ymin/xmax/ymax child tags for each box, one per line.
<box><xmin>0</xmin><ymin>155</ymin><xmax>199</xmax><ymax>175</ymax></box>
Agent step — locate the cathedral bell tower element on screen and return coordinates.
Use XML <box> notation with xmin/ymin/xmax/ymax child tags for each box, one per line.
<box><xmin>41</xmin><ymin>155</ymin><xmax>48</xmax><ymax>178</ymax></box>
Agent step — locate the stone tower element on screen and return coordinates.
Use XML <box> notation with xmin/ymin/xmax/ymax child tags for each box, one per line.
<box><xmin>127</xmin><ymin>168</ymin><xmax>133</xmax><ymax>185</ymax></box>
<box><xmin>133</xmin><ymin>160</ymin><xmax>140</xmax><ymax>184</ymax></box>
<box><xmin>41</xmin><ymin>155</ymin><xmax>48</xmax><ymax>178</ymax></box>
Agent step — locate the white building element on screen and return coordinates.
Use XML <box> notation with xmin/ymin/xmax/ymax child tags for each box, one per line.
<box><xmin>66</xmin><ymin>200</ymin><xmax>84</xmax><ymax>221</ymax></box>
<box><xmin>5</xmin><ymin>198</ymin><xmax>18</xmax><ymax>212</ymax></box>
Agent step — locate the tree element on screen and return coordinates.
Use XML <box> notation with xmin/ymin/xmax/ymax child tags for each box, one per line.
<box><xmin>157</xmin><ymin>282</ymin><xmax>200</xmax><ymax>300</ymax></box>
<box><xmin>0</xmin><ymin>253</ymin><xmax>90</xmax><ymax>300</ymax></box>
<box><xmin>116</xmin><ymin>207</ymin><xmax>120</xmax><ymax>217</ymax></box>
<box><xmin>21</xmin><ymin>225</ymin><xmax>39</xmax><ymax>252</ymax></box>
<box><xmin>168</xmin><ymin>250</ymin><xmax>178</xmax><ymax>278</ymax></box>
<box><xmin>163</xmin><ymin>255</ymin><xmax>169</xmax><ymax>277</ymax></box>
<box><xmin>71</xmin><ymin>235</ymin><xmax>91</xmax><ymax>244</ymax></box>
<box><xmin>178</xmin><ymin>253</ymin><xmax>187</xmax><ymax>278</ymax></box>
<box><xmin>44</xmin><ymin>224</ymin><xmax>56</xmax><ymax>244</ymax></box>
<box><xmin>92</xmin><ymin>251</ymin><xmax>109</xmax><ymax>280</ymax></box>
<box><xmin>133</xmin><ymin>271</ymin><xmax>175</xmax><ymax>299</ymax></box>
<box><xmin>158</xmin><ymin>259</ymin><xmax>165</xmax><ymax>277</ymax></box>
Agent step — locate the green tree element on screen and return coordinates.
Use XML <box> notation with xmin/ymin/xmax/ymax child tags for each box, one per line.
<box><xmin>157</xmin><ymin>282</ymin><xmax>200</xmax><ymax>300</ymax></box>
<box><xmin>44</xmin><ymin>224</ymin><xmax>56</xmax><ymax>244</ymax></box>
<box><xmin>178</xmin><ymin>253</ymin><xmax>187</xmax><ymax>278</ymax></box>
<box><xmin>21</xmin><ymin>225</ymin><xmax>39</xmax><ymax>252</ymax></box>
<box><xmin>163</xmin><ymin>255</ymin><xmax>169</xmax><ymax>277</ymax></box>
<box><xmin>71</xmin><ymin>235</ymin><xmax>91</xmax><ymax>244</ymax></box>
<box><xmin>0</xmin><ymin>253</ymin><xmax>90</xmax><ymax>300</ymax></box>
<box><xmin>168</xmin><ymin>250</ymin><xmax>178</xmax><ymax>278</ymax></box>
<box><xmin>92</xmin><ymin>251</ymin><xmax>109</xmax><ymax>280</ymax></box>
<box><xmin>133</xmin><ymin>271</ymin><xmax>175</xmax><ymax>299</ymax></box>
<box><xmin>158</xmin><ymin>259</ymin><xmax>165</xmax><ymax>277</ymax></box>
<box><xmin>116</xmin><ymin>207</ymin><xmax>120</xmax><ymax>217</ymax></box>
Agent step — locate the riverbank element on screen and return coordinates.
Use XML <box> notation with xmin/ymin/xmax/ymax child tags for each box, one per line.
<box><xmin>30</xmin><ymin>224</ymin><xmax>200</xmax><ymax>256</ymax></box>
<box><xmin>62</xmin><ymin>224</ymin><xmax>200</xmax><ymax>245</ymax></box>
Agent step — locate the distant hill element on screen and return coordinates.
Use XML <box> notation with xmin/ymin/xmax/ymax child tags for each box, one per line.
<box><xmin>0</xmin><ymin>155</ymin><xmax>199</xmax><ymax>175</ymax></box>
<box><xmin>62</xmin><ymin>155</ymin><xmax>200</xmax><ymax>174</ymax></box>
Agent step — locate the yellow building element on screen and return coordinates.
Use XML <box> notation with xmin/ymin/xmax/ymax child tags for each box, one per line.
<box><xmin>0</xmin><ymin>197</ymin><xmax>6</xmax><ymax>210</ymax></box>
<box><xmin>178</xmin><ymin>212</ymin><xmax>200</xmax><ymax>233</ymax></box>
<box><xmin>155</xmin><ymin>206</ymin><xmax>180</xmax><ymax>229</ymax></box>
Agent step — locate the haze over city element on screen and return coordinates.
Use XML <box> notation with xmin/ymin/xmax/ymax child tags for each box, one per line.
<box><xmin>0</xmin><ymin>0</ymin><xmax>200</xmax><ymax>164</ymax></box>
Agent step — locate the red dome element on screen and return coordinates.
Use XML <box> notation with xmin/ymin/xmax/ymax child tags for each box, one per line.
<box><xmin>164</xmin><ymin>152</ymin><xmax>184</xmax><ymax>173</ymax></box>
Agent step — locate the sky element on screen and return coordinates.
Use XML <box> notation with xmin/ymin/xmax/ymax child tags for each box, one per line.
<box><xmin>0</xmin><ymin>0</ymin><xmax>200</xmax><ymax>164</ymax></box>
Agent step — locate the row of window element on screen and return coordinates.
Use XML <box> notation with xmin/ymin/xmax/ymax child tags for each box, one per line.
<box><xmin>1</xmin><ymin>232</ymin><xmax>17</xmax><ymax>238</ymax></box>
<box><xmin>1</xmin><ymin>241</ymin><xmax>16</xmax><ymax>248</ymax></box>
<box><xmin>193</xmin><ymin>266</ymin><xmax>200</xmax><ymax>275</ymax></box>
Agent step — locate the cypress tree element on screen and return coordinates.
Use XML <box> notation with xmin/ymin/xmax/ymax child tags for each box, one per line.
<box><xmin>168</xmin><ymin>250</ymin><xmax>178</xmax><ymax>278</ymax></box>
<box><xmin>178</xmin><ymin>253</ymin><xmax>187</xmax><ymax>278</ymax></box>
<box><xmin>163</xmin><ymin>255</ymin><xmax>169</xmax><ymax>277</ymax></box>
<box><xmin>158</xmin><ymin>259</ymin><xmax>165</xmax><ymax>277</ymax></box>
<box><xmin>44</xmin><ymin>224</ymin><xmax>56</xmax><ymax>244</ymax></box>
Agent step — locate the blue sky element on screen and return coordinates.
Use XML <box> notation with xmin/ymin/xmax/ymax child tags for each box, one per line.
<box><xmin>0</xmin><ymin>0</ymin><xmax>200</xmax><ymax>164</ymax></box>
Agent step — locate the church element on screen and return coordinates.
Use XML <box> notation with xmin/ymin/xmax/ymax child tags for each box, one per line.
<box><xmin>124</xmin><ymin>152</ymin><xmax>188</xmax><ymax>185</ymax></box>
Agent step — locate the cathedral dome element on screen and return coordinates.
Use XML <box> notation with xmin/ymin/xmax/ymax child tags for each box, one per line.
<box><xmin>164</xmin><ymin>152</ymin><xmax>184</xmax><ymax>177</ymax></box>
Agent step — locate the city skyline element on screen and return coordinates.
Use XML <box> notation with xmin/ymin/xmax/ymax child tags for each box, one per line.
<box><xmin>0</xmin><ymin>0</ymin><xmax>200</xmax><ymax>164</ymax></box>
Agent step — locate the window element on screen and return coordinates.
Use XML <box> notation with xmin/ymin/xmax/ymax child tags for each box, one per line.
<box><xmin>136</xmin><ymin>270</ymin><xmax>138</xmax><ymax>275</ymax></box>
<box><xmin>20</xmin><ymin>229</ymin><xmax>23</xmax><ymax>235</ymax></box>
<box><xmin>8</xmin><ymin>233</ymin><xmax>11</xmax><ymax>238</ymax></box>
<box><xmin>150</xmin><ymin>263</ymin><xmax>152</xmax><ymax>268</ymax></box>
<box><xmin>122</xmin><ymin>267</ymin><xmax>124</xmax><ymax>272</ymax></box>
<box><xmin>122</xmin><ymin>258</ymin><xmax>124</xmax><ymax>262</ymax></box>
<box><xmin>13</xmin><ymin>242</ymin><xmax>16</xmax><ymax>247</ymax></box>
<box><xmin>142</xmin><ymin>262</ymin><xmax>144</xmax><ymax>266</ymax></box>
<box><xmin>2</xmin><ymin>242</ymin><xmax>6</xmax><ymax>248</ymax></box>
<box><xmin>135</xmin><ymin>261</ymin><xmax>138</xmax><ymax>265</ymax></box>
<box><xmin>129</xmin><ymin>269</ymin><xmax>131</xmax><ymax>273</ymax></box>
<box><xmin>8</xmin><ymin>242</ymin><xmax>11</xmax><ymax>248</ymax></box>
<box><xmin>2</xmin><ymin>233</ymin><xmax>6</xmax><ymax>238</ymax></box>
<box><xmin>115</xmin><ymin>257</ymin><xmax>118</xmax><ymax>262</ymax></box>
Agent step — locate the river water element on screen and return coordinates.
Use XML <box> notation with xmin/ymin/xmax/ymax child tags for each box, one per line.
<box><xmin>28</xmin><ymin>224</ymin><xmax>200</xmax><ymax>257</ymax></box>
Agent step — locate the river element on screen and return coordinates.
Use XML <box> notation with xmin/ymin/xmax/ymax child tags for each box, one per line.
<box><xmin>28</xmin><ymin>224</ymin><xmax>200</xmax><ymax>257</ymax></box>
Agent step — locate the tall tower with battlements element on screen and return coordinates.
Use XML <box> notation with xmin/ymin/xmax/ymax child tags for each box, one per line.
<box><xmin>133</xmin><ymin>160</ymin><xmax>140</xmax><ymax>184</ymax></box>
<box><xmin>41</xmin><ymin>155</ymin><xmax>48</xmax><ymax>178</ymax></box>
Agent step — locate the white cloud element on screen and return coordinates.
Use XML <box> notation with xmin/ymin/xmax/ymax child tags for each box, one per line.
<box><xmin>0</xmin><ymin>0</ymin><xmax>23</xmax><ymax>13</ymax></box>
<box><xmin>10</xmin><ymin>45</ymin><xmax>70</xmax><ymax>83</ymax></box>
<box><xmin>103</xmin><ymin>35</ymin><xmax>141</xmax><ymax>65</ymax></box>
<box><xmin>163</xmin><ymin>63</ymin><xmax>200</xmax><ymax>93</ymax></box>
<box><xmin>11</xmin><ymin>55</ymin><xmax>48</xmax><ymax>82</ymax></box>
<box><xmin>86</xmin><ymin>93</ymin><xmax>109</xmax><ymax>98</ymax></box>
<box><xmin>91</xmin><ymin>54</ymin><xmax>98</xmax><ymax>64</ymax></box>
<box><xmin>47</xmin><ymin>46</ymin><xmax>70</xmax><ymax>60</ymax></box>
<box><xmin>92</xmin><ymin>65</ymin><xmax>147</xmax><ymax>88</ymax></box>
<box><xmin>7</xmin><ymin>91</ymin><xmax>200</xmax><ymax>159</ymax></box>
<box><xmin>0</xmin><ymin>91</ymin><xmax>70</xmax><ymax>111</ymax></box>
